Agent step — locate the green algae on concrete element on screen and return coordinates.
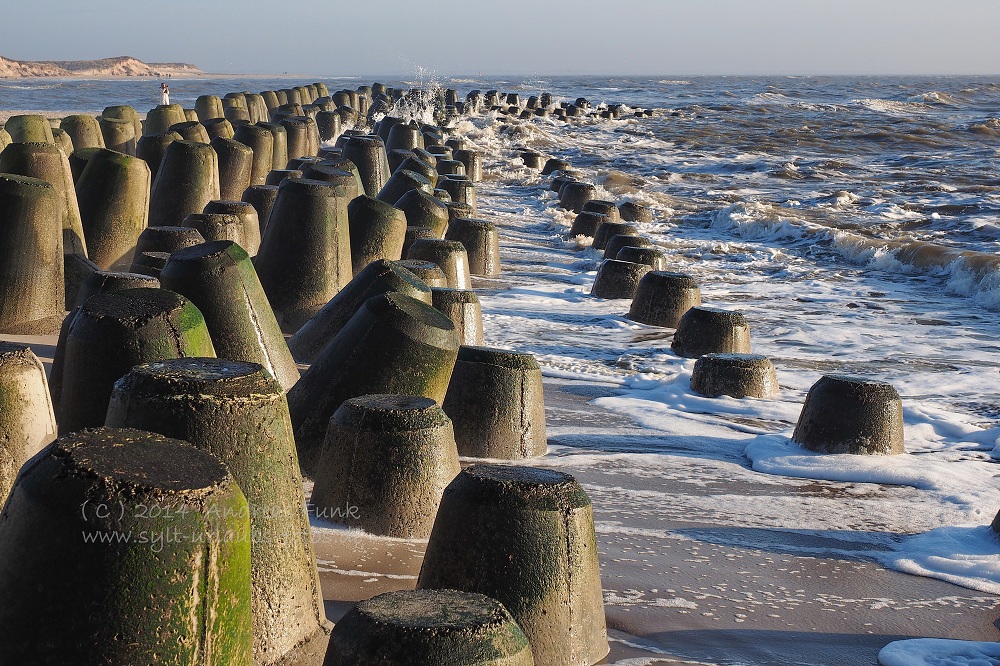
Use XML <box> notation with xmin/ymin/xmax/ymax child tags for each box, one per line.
<box><xmin>58</xmin><ymin>288</ymin><xmax>216</xmax><ymax>434</ymax></box>
<box><xmin>106</xmin><ymin>360</ymin><xmax>329</xmax><ymax>665</ymax></box>
<box><xmin>0</xmin><ymin>343</ymin><xmax>56</xmax><ymax>505</ymax></box>
<box><xmin>0</xmin><ymin>174</ymin><xmax>64</xmax><ymax>334</ymax></box>
<box><xmin>0</xmin><ymin>427</ymin><xmax>252</xmax><ymax>665</ymax></box>
<box><xmin>76</xmin><ymin>148</ymin><xmax>150</xmax><ymax>271</ymax></box>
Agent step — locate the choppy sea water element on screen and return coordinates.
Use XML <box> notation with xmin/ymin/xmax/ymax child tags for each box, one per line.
<box><xmin>4</xmin><ymin>75</ymin><xmax>1000</xmax><ymax>664</ymax></box>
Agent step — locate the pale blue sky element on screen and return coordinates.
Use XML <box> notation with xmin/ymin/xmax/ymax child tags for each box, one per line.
<box><xmin>3</xmin><ymin>0</ymin><xmax>998</xmax><ymax>76</ymax></box>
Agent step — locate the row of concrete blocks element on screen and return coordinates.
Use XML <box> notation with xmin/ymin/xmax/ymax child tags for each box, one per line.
<box><xmin>538</xmin><ymin>159</ymin><xmax>906</xmax><ymax>457</ymax></box>
<box><xmin>0</xmin><ymin>372</ymin><xmax>604</xmax><ymax>665</ymax></box>
<box><xmin>0</xmin><ymin>83</ymin><xmax>611</xmax><ymax>665</ymax></box>
<box><xmin>0</xmin><ymin>108</ymin><xmax>489</xmax><ymax>334</ymax></box>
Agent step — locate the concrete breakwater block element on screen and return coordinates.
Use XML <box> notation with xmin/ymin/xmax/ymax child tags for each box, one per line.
<box><xmin>690</xmin><ymin>353</ymin><xmax>778</xmax><ymax>399</ymax></box>
<box><xmin>432</xmin><ymin>288</ymin><xmax>484</xmax><ymax>346</ymax></box>
<box><xmin>102</xmin><ymin>105</ymin><xmax>143</xmax><ymax>142</ymax></box>
<box><xmin>569</xmin><ymin>211</ymin><xmax>609</xmax><ymax>238</ymax></box>
<box><xmin>386</xmin><ymin>122</ymin><xmax>425</xmax><ymax>152</ymax></box>
<box><xmin>377</xmin><ymin>168</ymin><xmax>434</xmax><ymax>205</ymax></box>
<box><xmin>618</xmin><ymin>200</ymin><xmax>653</xmax><ymax>223</ymax></box>
<box><xmin>582</xmin><ymin>199</ymin><xmax>621</xmax><ymax>222</ymax></box>
<box><xmin>76</xmin><ymin>148</ymin><xmax>150</xmax><ymax>271</ymax></box>
<box><xmin>0</xmin><ymin>427</ymin><xmax>252</xmax><ymax>665</ymax></box>
<box><xmin>181</xmin><ymin>212</ymin><xmax>249</xmax><ymax>251</ymax></box>
<box><xmin>591</xmin><ymin>259</ymin><xmax>650</xmax><ymax>299</ymax></box>
<box><xmin>395</xmin><ymin>155</ymin><xmax>438</xmax><ymax>187</ymax></box>
<box><xmin>287</xmin><ymin>259</ymin><xmax>431</xmax><ymax>364</ymax></box>
<box><xmin>603</xmin><ymin>233</ymin><xmax>652</xmax><ymax>260</ymax></box>
<box><xmin>0</xmin><ymin>343</ymin><xmax>57</xmax><ymax>505</ymax></box>
<box><xmin>203</xmin><ymin>199</ymin><xmax>262</xmax><ymax>256</ymax></box>
<box><xmin>204</xmin><ymin>118</ymin><xmax>235</xmax><ymax>140</ymax></box>
<box><xmin>342</xmin><ymin>135</ymin><xmax>390</xmax><ymax>197</ymax></box>
<box><xmin>134</xmin><ymin>224</ymin><xmax>205</xmax><ymax>256</ymax></box>
<box><xmin>403</xmin><ymin>226</ymin><xmax>436</xmax><ymax>255</ymax></box>
<box><xmin>242</xmin><ymin>184</ymin><xmax>279</xmax><ymax>232</ymax></box>
<box><xmin>233</xmin><ymin>123</ymin><xmax>274</xmax><ymax>187</ymax></box>
<box><xmin>61</xmin><ymin>114</ymin><xmax>105</xmax><ymax>150</ymax></box>
<box><xmin>453</xmin><ymin>148</ymin><xmax>483</xmax><ymax>182</ymax></box>
<box><xmin>323</xmin><ymin>589</ymin><xmax>533</xmax><ymax>666</ymax></box>
<box><xmin>442</xmin><ymin>346</ymin><xmax>546</xmax><ymax>459</ymax></box>
<box><xmin>169</xmin><ymin>120</ymin><xmax>211</xmax><ymax>144</ymax></box>
<box><xmin>106</xmin><ymin>359</ymin><xmax>329</xmax><ymax>664</ymax></box>
<box><xmin>616</xmin><ymin>246</ymin><xmax>667</xmax><ymax>270</ymax></box>
<box><xmin>311</xmin><ymin>394</ymin><xmax>460</xmax><ymax>538</ymax></box>
<box><xmin>148</xmin><ymin>140</ymin><xmax>221</xmax><ymax>227</ymax></box>
<box><xmin>129</xmin><ymin>251</ymin><xmax>171</xmax><ymax>278</ymax></box>
<box><xmin>445</xmin><ymin>217</ymin><xmax>500</xmax><ymax>277</ymax></box>
<box><xmin>288</xmin><ymin>292</ymin><xmax>459</xmax><ymax>474</ymax></box>
<box><xmin>407</xmin><ymin>238</ymin><xmax>472</xmax><ymax>289</ymax></box>
<box><xmin>196</xmin><ymin>94</ymin><xmax>225</xmax><ymax>121</ymax></box>
<box><xmin>160</xmin><ymin>241</ymin><xmax>299</xmax><ymax>392</ymax></box>
<box><xmin>255</xmin><ymin>178</ymin><xmax>353</xmax><ymax>333</ymax></box>
<box><xmin>49</xmin><ymin>270</ymin><xmax>159</xmax><ymax>417</ymax></box>
<box><xmin>347</xmin><ymin>195</ymin><xmax>407</xmax><ymax>274</ymax></box>
<box><xmin>541</xmin><ymin>158</ymin><xmax>570</xmax><ymax>175</ymax></box>
<box><xmin>0</xmin><ymin>140</ymin><xmax>88</xmax><ymax>257</ymax></box>
<box><xmin>396</xmin><ymin>259</ymin><xmax>449</xmax><ymax>288</ymax></box>
<box><xmin>144</xmin><ymin>104</ymin><xmax>187</xmax><ymax>135</ymax></box>
<box><xmin>0</xmin><ymin>174</ymin><xmax>65</xmax><ymax>334</ymax></box>
<box><xmin>592</xmin><ymin>221</ymin><xmax>637</xmax><ymax>251</ymax></box>
<box><xmin>792</xmin><ymin>375</ymin><xmax>905</xmax><ymax>455</ymax></box>
<box><xmin>135</xmin><ymin>130</ymin><xmax>182</xmax><ymax>183</ymax></box>
<box><xmin>439</xmin><ymin>176</ymin><xmax>476</xmax><ymax>213</ymax></box>
<box><xmin>671</xmin><ymin>306</ymin><xmax>751</xmax><ymax>359</ymax></box>
<box><xmin>259</xmin><ymin>121</ymin><xmax>290</xmax><ymax>171</ymax></box>
<box><xmin>418</xmin><ymin>465</ymin><xmax>609</xmax><ymax>666</ymax></box>
<box><xmin>4</xmin><ymin>114</ymin><xmax>54</xmax><ymax>143</ymax></box>
<box><xmin>628</xmin><ymin>271</ymin><xmax>701</xmax><ymax>328</ymax></box>
<box><xmin>266</xmin><ymin>168</ymin><xmax>302</xmax><ymax>186</ymax></box>
<box><xmin>396</xmin><ymin>188</ymin><xmax>450</xmax><ymax>236</ymax></box>
<box><xmin>212</xmin><ymin>136</ymin><xmax>254</xmax><ymax>200</ymax></box>
<box><xmin>559</xmin><ymin>181</ymin><xmax>597</xmax><ymax>214</ymax></box>
<box><xmin>58</xmin><ymin>288</ymin><xmax>216</xmax><ymax>434</ymax></box>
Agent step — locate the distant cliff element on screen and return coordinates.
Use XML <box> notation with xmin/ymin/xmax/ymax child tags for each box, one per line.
<box><xmin>0</xmin><ymin>56</ymin><xmax>203</xmax><ymax>78</ymax></box>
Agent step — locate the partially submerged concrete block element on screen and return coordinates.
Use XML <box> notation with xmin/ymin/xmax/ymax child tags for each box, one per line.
<box><xmin>690</xmin><ymin>353</ymin><xmax>778</xmax><ymax>399</ymax></box>
<box><xmin>792</xmin><ymin>375</ymin><xmax>904</xmax><ymax>455</ymax></box>
<box><xmin>591</xmin><ymin>259</ymin><xmax>650</xmax><ymax>299</ymax></box>
<box><xmin>671</xmin><ymin>306</ymin><xmax>751</xmax><ymax>359</ymax></box>
<box><xmin>628</xmin><ymin>271</ymin><xmax>701</xmax><ymax>328</ymax></box>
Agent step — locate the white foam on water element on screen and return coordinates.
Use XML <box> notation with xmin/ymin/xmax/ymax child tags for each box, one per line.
<box><xmin>878</xmin><ymin>638</ymin><xmax>1000</xmax><ymax>666</ymax></box>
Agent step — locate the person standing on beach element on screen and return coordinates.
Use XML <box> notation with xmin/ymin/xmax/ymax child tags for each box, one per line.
<box><xmin>160</xmin><ymin>82</ymin><xmax>170</xmax><ymax>105</ymax></box>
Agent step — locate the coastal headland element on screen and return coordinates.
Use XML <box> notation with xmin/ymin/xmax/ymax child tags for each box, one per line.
<box><xmin>0</xmin><ymin>55</ymin><xmax>202</xmax><ymax>79</ymax></box>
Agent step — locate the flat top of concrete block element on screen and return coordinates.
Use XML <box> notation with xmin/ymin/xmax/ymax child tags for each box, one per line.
<box><xmin>450</xmin><ymin>217</ymin><xmax>495</xmax><ymax>231</ymax></box>
<box><xmin>431</xmin><ymin>287</ymin><xmax>480</xmax><ymax>304</ymax></box>
<box><xmin>354</xmin><ymin>589</ymin><xmax>523</xmax><ymax>631</ymax></box>
<box><xmin>335</xmin><ymin>394</ymin><xmax>451</xmax><ymax>431</ymax></box>
<box><xmin>0</xmin><ymin>342</ymin><xmax>38</xmax><ymax>364</ymax></box>
<box><xmin>366</xmin><ymin>292</ymin><xmax>458</xmax><ymax>347</ymax></box>
<box><xmin>816</xmin><ymin>374</ymin><xmax>901</xmax><ymax>398</ymax></box>
<box><xmin>79</xmin><ymin>288</ymin><xmax>197</xmax><ymax>329</ymax></box>
<box><xmin>699</xmin><ymin>353</ymin><xmax>770</xmax><ymax>364</ymax></box>
<box><xmin>0</xmin><ymin>172</ymin><xmax>54</xmax><ymax>193</ymax></box>
<box><xmin>685</xmin><ymin>306</ymin><xmax>748</xmax><ymax>322</ymax></box>
<box><xmin>49</xmin><ymin>427</ymin><xmax>229</xmax><ymax>494</ymax></box>
<box><xmin>456</xmin><ymin>345</ymin><xmax>539</xmax><ymax>371</ymax></box>
<box><xmin>455</xmin><ymin>464</ymin><xmax>591</xmax><ymax>510</ymax></box>
<box><xmin>115</xmin><ymin>357</ymin><xmax>280</xmax><ymax>400</ymax></box>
